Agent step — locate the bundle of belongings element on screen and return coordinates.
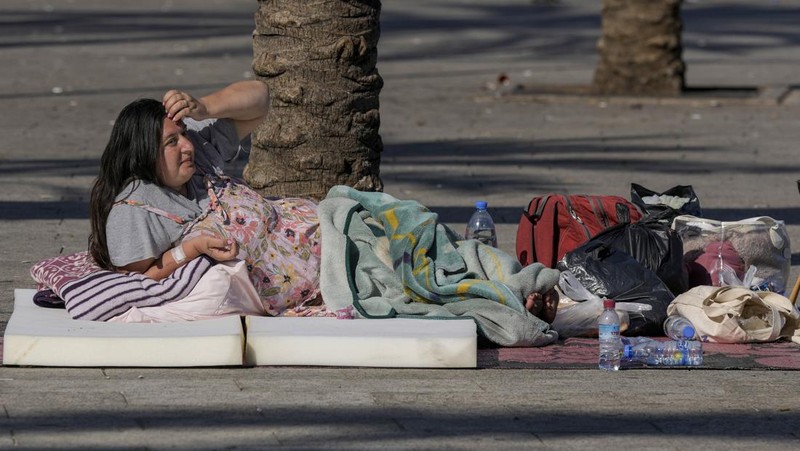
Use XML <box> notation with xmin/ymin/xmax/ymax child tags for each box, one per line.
<box><xmin>516</xmin><ymin>183</ymin><xmax>800</xmax><ymax>344</ymax></box>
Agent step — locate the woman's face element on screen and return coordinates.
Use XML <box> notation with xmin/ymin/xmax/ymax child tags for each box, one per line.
<box><xmin>156</xmin><ymin>119</ymin><xmax>195</xmax><ymax>193</ymax></box>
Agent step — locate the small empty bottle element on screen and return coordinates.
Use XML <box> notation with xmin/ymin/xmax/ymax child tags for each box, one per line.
<box><xmin>598</xmin><ymin>299</ymin><xmax>621</xmax><ymax>371</ymax></box>
<box><xmin>465</xmin><ymin>201</ymin><xmax>497</xmax><ymax>247</ymax></box>
<box><xmin>663</xmin><ymin>315</ymin><xmax>696</xmax><ymax>341</ymax></box>
<box><xmin>622</xmin><ymin>337</ymin><xmax>703</xmax><ymax>366</ymax></box>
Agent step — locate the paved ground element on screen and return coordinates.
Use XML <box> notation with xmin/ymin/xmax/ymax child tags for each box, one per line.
<box><xmin>1</xmin><ymin>0</ymin><xmax>800</xmax><ymax>449</ymax></box>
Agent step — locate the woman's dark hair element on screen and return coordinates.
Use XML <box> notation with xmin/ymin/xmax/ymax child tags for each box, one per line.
<box><xmin>88</xmin><ymin>98</ymin><xmax>166</xmax><ymax>270</ymax></box>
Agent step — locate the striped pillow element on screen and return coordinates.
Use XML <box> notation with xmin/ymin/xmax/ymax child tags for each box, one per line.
<box><xmin>30</xmin><ymin>252</ymin><xmax>213</xmax><ymax>321</ymax></box>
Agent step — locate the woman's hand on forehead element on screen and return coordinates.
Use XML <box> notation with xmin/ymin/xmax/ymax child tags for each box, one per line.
<box><xmin>163</xmin><ymin>89</ymin><xmax>209</xmax><ymax>122</ymax></box>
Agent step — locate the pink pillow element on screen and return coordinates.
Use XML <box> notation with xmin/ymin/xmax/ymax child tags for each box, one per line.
<box><xmin>30</xmin><ymin>251</ymin><xmax>101</xmax><ymax>294</ymax></box>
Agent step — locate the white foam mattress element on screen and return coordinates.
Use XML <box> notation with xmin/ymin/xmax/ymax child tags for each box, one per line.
<box><xmin>245</xmin><ymin>315</ymin><xmax>477</xmax><ymax>368</ymax></box>
<box><xmin>3</xmin><ymin>289</ymin><xmax>245</xmax><ymax>367</ymax></box>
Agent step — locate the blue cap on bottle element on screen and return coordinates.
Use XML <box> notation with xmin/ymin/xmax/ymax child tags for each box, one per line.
<box><xmin>681</xmin><ymin>325</ymin><xmax>696</xmax><ymax>340</ymax></box>
<box><xmin>475</xmin><ymin>201</ymin><xmax>488</xmax><ymax>209</ymax></box>
<box><xmin>623</xmin><ymin>344</ymin><xmax>633</xmax><ymax>359</ymax></box>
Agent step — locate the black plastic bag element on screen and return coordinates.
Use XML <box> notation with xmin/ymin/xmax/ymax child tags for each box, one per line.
<box><xmin>586</xmin><ymin>221</ymin><xmax>688</xmax><ymax>296</ymax></box>
<box><xmin>630</xmin><ymin>183</ymin><xmax>702</xmax><ymax>223</ymax></box>
<box><xmin>557</xmin><ymin>242</ymin><xmax>675</xmax><ymax>336</ymax></box>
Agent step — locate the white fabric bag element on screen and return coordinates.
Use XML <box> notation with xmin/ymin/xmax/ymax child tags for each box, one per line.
<box><xmin>667</xmin><ymin>285</ymin><xmax>800</xmax><ymax>344</ymax></box>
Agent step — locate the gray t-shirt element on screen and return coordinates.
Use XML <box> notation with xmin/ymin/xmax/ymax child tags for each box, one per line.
<box><xmin>106</xmin><ymin>118</ymin><xmax>243</xmax><ymax>267</ymax></box>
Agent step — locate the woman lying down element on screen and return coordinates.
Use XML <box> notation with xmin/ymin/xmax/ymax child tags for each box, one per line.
<box><xmin>70</xmin><ymin>80</ymin><xmax>560</xmax><ymax>345</ymax></box>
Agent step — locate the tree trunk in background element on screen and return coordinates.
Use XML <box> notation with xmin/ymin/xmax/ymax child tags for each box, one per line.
<box><xmin>247</xmin><ymin>0</ymin><xmax>383</xmax><ymax>200</ymax></box>
<box><xmin>592</xmin><ymin>0</ymin><xmax>685</xmax><ymax>96</ymax></box>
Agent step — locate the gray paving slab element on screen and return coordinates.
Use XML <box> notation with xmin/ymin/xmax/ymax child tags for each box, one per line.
<box><xmin>2</xmin><ymin>0</ymin><xmax>800</xmax><ymax>449</ymax></box>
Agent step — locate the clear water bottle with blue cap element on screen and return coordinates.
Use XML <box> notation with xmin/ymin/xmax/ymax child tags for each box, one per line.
<box><xmin>663</xmin><ymin>315</ymin><xmax>696</xmax><ymax>341</ymax></box>
<box><xmin>598</xmin><ymin>299</ymin><xmax>621</xmax><ymax>371</ymax></box>
<box><xmin>622</xmin><ymin>337</ymin><xmax>703</xmax><ymax>366</ymax></box>
<box><xmin>465</xmin><ymin>200</ymin><xmax>497</xmax><ymax>247</ymax></box>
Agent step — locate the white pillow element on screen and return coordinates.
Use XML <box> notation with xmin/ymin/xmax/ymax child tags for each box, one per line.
<box><xmin>108</xmin><ymin>260</ymin><xmax>266</xmax><ymax>323</ymax></box>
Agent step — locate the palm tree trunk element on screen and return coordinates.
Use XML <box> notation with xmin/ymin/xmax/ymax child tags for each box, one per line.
<box><xmin>592</xmin><ymin>0</ymin><xmax>685</xmax><ymax>96</ymax></box>
<box><xmin>247</xmin><ymin>0</ymin><xmax>383</xmax><ymax>200</ymax></box>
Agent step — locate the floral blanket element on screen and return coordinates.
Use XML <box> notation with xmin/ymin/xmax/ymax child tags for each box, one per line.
<box><xmin>183</xmin><ymin>175</ymin><xmax>322</xmax><ymax>316</ymax></box>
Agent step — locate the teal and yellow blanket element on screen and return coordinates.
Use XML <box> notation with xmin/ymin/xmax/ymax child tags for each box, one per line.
<box><xmin>318</xmin><ymin>186</ymin><xmax>560</xmax><ymax>347</ymax></box>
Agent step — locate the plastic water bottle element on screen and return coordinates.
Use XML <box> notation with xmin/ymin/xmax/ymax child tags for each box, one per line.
<box><xmin>465</xmin><ymin>201</ymin><xmax>497</xmax><ymax>247</ymax></box>
<box><xmin>663</xmin><ymin>315</ymin><xmax>696</xmax><ymax>341</ymax></box>
<box><xmin>598</xmin><ymin>299</ymin><xmax>621</xmax><ymax>371</ymax></box>
<box><xmin>622</xmin><ymin>337</ymin><xmax>703</xmax><ymax>366</ymax></box>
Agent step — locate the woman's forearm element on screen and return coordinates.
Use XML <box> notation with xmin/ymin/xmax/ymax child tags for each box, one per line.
<box><xmin>119</xmin><ymin>235</ymin><xmax>237</xmax><ymax>281</ymax></box>
<box><xmin>149</xmin><ymin>235</ymin><xmax>238</xmax><ymax>280</ymax></box>
<box><xmin>200</xmin><ymin>80</ymin><xmax>270</xmax><ymax>137</ymax></box>
<box><xmin>133</xmin><ymin>241</ymin><xmax>203</xmax><ymax>281</ymax></box>
<box><xmin>163</xmin><ymin>80</ymin><xmax>270</xmax><ymax>139</ymax></box>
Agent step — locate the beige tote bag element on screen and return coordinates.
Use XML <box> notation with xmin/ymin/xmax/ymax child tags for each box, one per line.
<box><xmin>667</xmin><ymin>286</ymin><xmax>800</xmax><ymax>344</ymax></box>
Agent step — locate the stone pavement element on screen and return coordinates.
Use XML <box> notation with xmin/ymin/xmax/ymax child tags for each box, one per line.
<box><xmin>1</xmin><ymin>0</ymin><xmax>800</xmax><ymax>448</ymax></box>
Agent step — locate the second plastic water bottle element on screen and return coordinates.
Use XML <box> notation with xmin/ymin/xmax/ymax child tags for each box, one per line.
<box><xmin>622</xmin><ymin>337</ymin><xmax>703</xmax><ymax>366</ymax></box>
<box><xmin>663</xmin><ymin>315</ymin><xmax>696</xmax><ymax>341</ymax></box>
<box><xmin>465</xmin><ymin>201</ymin><xmax>497</xmax><ymax>247</ymax></box>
